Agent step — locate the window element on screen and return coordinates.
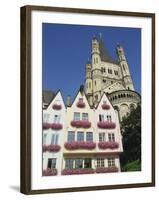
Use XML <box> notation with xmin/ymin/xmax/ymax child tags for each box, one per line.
<box><xmin>84</xmin><ymin>158</ymin><xmax>92</xmax><ymax>168</ymax></box>
<box><xmin>108</xmin><ymin>69</ymin><xmax>112</xmax><ymax>74</ymax></box>
<box><xmin>43</xmin><ymin>134</ymin><xmax>47</xmax><ymax>145</ymax></box>
<box><xmin>99</xmin><ymin>133</ymin><xmax>106</xmax><ymax>142</ymax></box>
<box><xmin>94</xmin><ymin>80</ymin><xmax>96</xmax><ymax>85</ymax></box>
<box><xmin>99</xmin><ymin>114</ymin><xmax>104</xmax><ymax>122</ymax></box>
<box><xmin>95</xmin><ymin>94</ymin><xmax>98</xmax><ymax>100</ymax></box>
<box><xmin>82</xmin><ymin>113</ymin><xmax>88</xmax><ymax>121</ymax></box>
<box><xmin>111</xmin><ymin>81</ymin><xmax>113</xmax><ymax>84</ymax></box>
<box><xmin>96</xmin><ymin>57</ymin><xmax>98</xmax><ymax>63</ymax></box>
<box><xmin>54</xmin><ymin>114</ymin><xmax>60</xmax><ymax>123</ymax></box>
<box><xmin>79</xmin><ymin>98</ymin><xmax>83</xmax><ymax>103</ymax></box>
<box><xmin>103</xmin><ymin>79</ymin><xmax>106</xmax><ymax>83</ymax></box>
<box><xmin>108</xmin><ymin>133</ymin><xmax>115</xmax><ymax>142</ymax></box>
<box><xmin>47</xmin><ymin>158</ymin><xmax>56</xmax><ymax>169</ymax></box>
<box><xmin>77</xmin><ymin>132</ymin><xmax>84</xmax><ymax>141</ymax></box>
<box><xmin>97</xmin><ymin>158</ymin><xmax>105</xmax><ymax>168</ymax></box>
<box><xmin>103</xmin><ymin>68</ymin><xmax>106</xmax><ymax>73</ymax></box>
<box><xmin>89</xmin><ymin>82</ymin><xmax>91</xmax><ymax>88</ymax></box>
<box><xmin>74</xmin><ymin>112</ymin><xmax>80</xmax><ymax>121</ymax></box>
<box><xmin>86</xmin><ymin>132</ymin><xmax>93</xmax><ymax>142</ymax></box>
<box><xmin>114</xmin><ymin>70</ymin><xmax>118</xmax><ymax>76</ymax></box>
<box><xmin>108</xmin><ymin>158</ymin><xmax>115</xmax><ymax>167</ymax></box>
<box><xmin>75</xmin><ymin>159</ymin><xmax>83</xmax><ymax>169</ymax></box>
<box><xmin>67</xmin><ymin>131</ymin><xmax>75</xmax><ymax>142</ymax></box>
<box><xmin>51</xmin><ymin>134</ymin><xmax>59</xmax><ymax>145</ymax></box>
<box><xmin>107</xmin><ymin>115</ymin><xmax>112</xmax><ymax>122</ymax></box>
<box><xmin>43</xmin><ymin>113</ymin><xmax>50</xmax><ymax>123</ymax></box>
<box><xmin>65</xmin><ymin>159</ymin><xmax>74</xmax><ymax>169</ymax></box>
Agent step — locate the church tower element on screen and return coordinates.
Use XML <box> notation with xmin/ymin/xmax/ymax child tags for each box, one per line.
<box><xmin>85</xmin><ymin>60</ymin><xmax>93</xmax><ymax>106</ymax></box>
<box><xmin>91</xmin><ymin>37</ymin><xmax>102</xmax><ymax>105</ymax></box>
<box><xmin>116</xmin><ymin>45</ymin><xmax>134</xmax><ymax>91</ymax></box>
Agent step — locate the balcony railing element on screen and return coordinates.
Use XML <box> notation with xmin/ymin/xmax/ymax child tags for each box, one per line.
<box><xmin>42</xmin><ymin>168</ymin><xmax>57</xmax><ymax>176</ymax></box>
<box><xmin>76</xmin><ymin>101</ymin><xmax>85</xmax><ymax>108</ymax></box>
<box><xmin>96</xmin><ymin>167</ymin><xmax>118</xmax><ymax>173</ymax></box>
<box><xmin>62</xmin><ymin>168</ymin><xmax>95</xmax><ymax>175</ymax></box>
<box><xmin>97</xmin><ymin>121</ymin><xmax>116</xmax><ymax>129</ymax></box>
<box><xmin>52</xmin><ymin>104</ymin><xmax>62</xmax><ymax>110</ymax></box>
<box><xmin>98</xmin><ymin>141</ymin><xmax>119</xmax><ymax>149</ymax></box>
<box><xmin>101</xmin><ymin>104</ymin><xmax>110</xmax><ymax>110</ymax></box>
<box><xmin>64</xmin><ymin>141</ymin><xmax>96</xmax><ymax>150</ymax></box>
<box><xmin>43</xmin><ymin>144</ymin><xmax>61</xmax><ymax>152</ymax></box>
<box><xmin>71</xmin><ymin>120</ymin><xmax>91</xmax><ymax>128</ymax></box>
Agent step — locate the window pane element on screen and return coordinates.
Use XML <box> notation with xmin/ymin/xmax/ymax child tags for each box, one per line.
<box><xmin>86</xmin><ymin>132</ymin><xmax>93</xmax><ymax>142</ymax></box>
<box><xmin>75</xmin><ymin>159</ymin><xmax>83</xmax><ymax>169</ymax></box>
<box><xmin>47</xmin><ymin>158</ymin><xmax>56</xmax><ymax>169</ymax></box>
<box><xmin>67</xmin><ymin>131</ymin><xmax>75</xmax><ymax>142</ymax></box>
<box><xmin>43</xmin><ymin>134</ymin><xmax>47</xmax><ymax>145</ymax></box>
<box><xmin>51</xmin><ymin>134</ymin><xmax>55</xmax><ymax>144</ymax></box>
<box><xmin>99</xmin><ymin>133</ymin><xmax>105</xmax><ymax>142</ymax></box>
<box><xmin>77</xmin><ymin>132</ymin><xmax>84</xmax><ymax>141</ymax></box>
<box><xmin>74</xmin><ymin>112</ymin><xmax>80</xmax><ymax>121</ymax></box>
<box><xmin>43</xmin><ymin>113</ymin><xmax>49</xmax><ymax>123</ymax></box>
<box><xmin>65</xmin><ymin>159</ymin><xmax>73</xmax><ymax>169</ymax></box>
<box><xmin>82</xmin><ymin>113</ymin><xmax>88</xmax><ymax>121</ymax></box>
<box><xmin>84</xmin><ymin>158</ymin><xmax>92</xmax><ymax>168</ymax></box>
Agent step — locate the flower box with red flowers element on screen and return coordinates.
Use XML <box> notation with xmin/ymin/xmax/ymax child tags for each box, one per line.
<box><xmin>52</xmin><ymin>104</ymin><xmax>62</xmax><ymax>110</ymax></box>
<box><xmin>97</xmin><ymin>121</ymin><xmax>116</xmax><ymax>129</ymax></box>
<box><xmin>42</xmin><ymin>144</ymin><xmax>48</xmax><ymax>152</ymax></box>
<box><xmin>102</xmin><ymin>104</ymin><xmax>110</xmax><ymax>110</ymax></box>
<box><xmin>51</xmin><ymin>123</ymin><xmax>63</xmax><ymax>130</ymax></box>
<box><xmin>98</xmin><ymin>141</ymin><xmax>119</xmax><ymax>149</ymax></box>
<box><xmin>64</xmin><ymin>141</ymin><xmax>96</xmax><ymax>150</ymax></box>
<box><xmin>62</xmin><ymin>168</ymin><xmax>95</xmax><ymax>175</ymax></box>
<box><xmin>71</xmin><ymin>120</ymin><xmax>91</xmax><ymax>128</ymax></box>
<box><xmin>42</xmin><ymin>168</ymin><xmax>57</xmax><ymax>176</ymax></box>
<box><xmin>43</xmin><ymin>123</ymin><xmax>51</xmax><ymax>130</ymax></box>
<box><xmin>96</xmin><ymin>167</ymin><xmax>118</xmax><ymax>173</ymax></box>
<box><xmin>76</xmin><ymin>101</ymin><xmax>85</xmax><ymax>108</ymax></box>
<box><xmin>48</xmin><ymin>144</ymin><xmax>61</xmax><ymax>152</ymax></box>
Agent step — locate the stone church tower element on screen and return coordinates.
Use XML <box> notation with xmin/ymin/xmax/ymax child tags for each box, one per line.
<box><xmin>85</xmin><ymin>36</ymin><xmax>140</xmax><ymax>120</ymax></box>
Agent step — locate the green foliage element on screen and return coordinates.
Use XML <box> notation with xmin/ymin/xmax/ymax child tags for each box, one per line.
<box><xmin>120</xmin><ymin>104</ymin><xmax>141</xmax><ymax>171</ymax></box>
<box><xmin>122</xmin><ymin>160</ymin><xmax>141</xmax><ymax>172</ymax></box>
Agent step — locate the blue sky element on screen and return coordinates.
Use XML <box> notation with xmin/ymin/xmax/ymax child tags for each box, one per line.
<box><xmin>42</xmin><ymin>23</ymin><xmax>141</xmax><ymax>102</ymax></box>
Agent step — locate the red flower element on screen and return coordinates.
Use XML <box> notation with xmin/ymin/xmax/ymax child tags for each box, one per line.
<box><xmin>98</xmin><ymin>141</ymin><xmax>119</xmax><ymax>149</ymax></box>
<box><xmin>97</xmin><ymin>121</ymin><xmax>116</xmax><ymax>129</ymax></box>
<box><xmin>96</xmin><ymin>167</ymin><xmax>118</xmax><ymax>173</ymax></box>
<box><xmin>64</xmin><ymin>141</ymin><xmax>96</xmax><ymax>150</ymax></box>
<box><xmin>52</xmin><ymin>104</ymin><xmax>62</xmax><ymax>110</ymax></box>
<box><xmin>71</xmin><ymin>120</ymin><xmax>91</xmax><ymax>128</ymax></box>
<box><xmin>43</xmin><ymin>144</ymin><xmax>61</xmax><ymax>152</ymax></box>
<box><xmin>62</xmin><ymin>168</ymin><xmax>95</xmax><ymax>175</ymax></box>
<box><xmin>102</xmin><ymin>104</ymin><xmax>110</xmax><ymax>110</ymax></box>
<box><xmin>76</xmin><ymin>101</ymin><xmax>85</xmax><ymax>108</ymax></box>
<box><xmin>51</xmin><ymin>123</ymin><xmax>63</xmax><ymax>130</ymax></box>
<box><xmin>43</xmin><ymin>123</ymin><xmax>51</xmax><ymax>130</ymax></box>
<box><xmin>42</xmin><ymin>168</ymin><xmax>57</xmax><ymax>176</ymax></box>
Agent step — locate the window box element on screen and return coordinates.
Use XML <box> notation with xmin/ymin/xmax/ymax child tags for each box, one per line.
<box><xmin>76</xmin><ymin>101</ymin><xmax>85</xmax><ymax>108</ymax></box>
<box><xmin>102</xmin><ymin>104</ymin><xmax>110</xmax><ymax>110</ymax></box>
<box><xmin>98</xmin><ymin>141</ymin><xmax>119</xmax><ymax>149</ymax></box>
<box><xmin>51</xmin><ymin>123</ymin><xmax>63</xmax><ymax>130</ymax></box>
<box><xmin>96</xmin><ymin>167</ymin><xmax>118</xmax><ymax>173</ymax></box>
<box><xmin>42</xmin><ymin>168</ymin><xmax>57</xmax><ymax>176</ymax></box>
<box><xmin>64</xmin><ymin>141</ymin><xmax>96</xmax><ymax>150</ymax></box>
<box><xmin>42</xmin><ymin>144</ymin><xmax>61</xmax><ymax>152</ymax></box>
<box><xmin>71</xmin><ymin>120</ymin><xmax>91</xmax><ymax>128</ymax></box>
<box><xmin>48</xmin><ymin>144</ymin><xmax>61</xmax><ymax>152</ymax></box>
<box><xmin>52</xmin><ymin>104</ymin><xmax>62</xmax><ymax>110</ymax></box>
<box><xmin>97</xmin><ymin>121</ymin><xmax>116</xmax><ymax>129</ymax></box>
<box><xmin>43</xmin><ymin>123</ymin><xmax>51</xmax><ymax>130</ymax></box>
<box><xmin>62</xmin><ymin>168</ymin><xmax>95</xmax><ymax>175</ymax></box>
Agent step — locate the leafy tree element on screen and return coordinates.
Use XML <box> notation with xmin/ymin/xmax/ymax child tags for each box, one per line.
<box><xmin>120</xmin><ymin>104</ymin><xmax>141</xmax><ymax>171</ymax></box>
